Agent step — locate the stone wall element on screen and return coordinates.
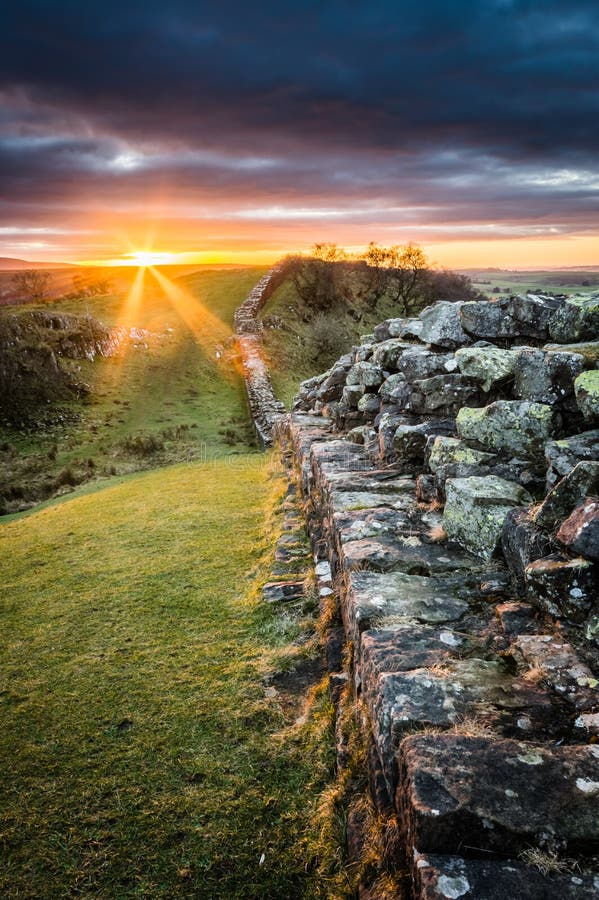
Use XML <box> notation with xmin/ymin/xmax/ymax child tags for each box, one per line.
<box><xmin>234</xmin><ymin>263</ymin><xmax>290</xmax><ymax>446</ymax></box>
<box><xmin>280</xmin><ymin>291</ymin><xmax>599</xmax><ymax>898</ymax></box>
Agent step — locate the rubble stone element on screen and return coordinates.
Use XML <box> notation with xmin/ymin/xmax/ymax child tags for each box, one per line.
<box><xmin>455</xmin><ymin>346</ymin><xmax>519</xmax><ymax>391</ymax></box>
<box><xmin>557</xmin><ymin>498</ymin><xmax>599</xmax><ymax>562</ymax></box>
<box><xmin>575</xmin><ymin>370</ymin><xmax>599</xmax><ymax>422</ymax></box>
<box><xmin>418</xmin><ymin>301</ymin><xmax>471</xmax><ymax>349</ymax></box>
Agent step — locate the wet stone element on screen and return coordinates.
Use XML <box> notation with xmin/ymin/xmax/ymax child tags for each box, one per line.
<box><xmin>397</xmin><ymin>734</ymin><xmax>599</xmax><ymax>856</ymax></box>
<box><xmin>557</xmin><ymin>498</ymin><xmax>599</xmax><ymax>562</ymax></box>
<box><xmin>524</xmin><ymin>553</ymin><xmax>598</xmax><ymax>622</ymax></box>
<box><xmin>413</xmin><ymin>853</ymin><xmax>599</xmax><ymax>900</ymax></box>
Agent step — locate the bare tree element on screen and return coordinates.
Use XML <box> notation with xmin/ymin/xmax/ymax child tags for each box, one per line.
<box><xmin>11</xmin><ymin>270</ymin><xmax>51</xmax><ymax>301</ymax></box>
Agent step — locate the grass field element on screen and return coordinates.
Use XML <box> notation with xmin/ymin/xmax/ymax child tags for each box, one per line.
<box><xmin>0</xmin><ymin>457</ymin><xmax>338</xmax><ymax>898</ymax></box>
<box><xmin>1</xmin><ymin>266</ymin><xmax>269</xmax><ymax>513</ymax></box>
<box><xmin>463</xmin><ymin>267</ymin><xmax>599</xmax><ymax>297</ymax></box>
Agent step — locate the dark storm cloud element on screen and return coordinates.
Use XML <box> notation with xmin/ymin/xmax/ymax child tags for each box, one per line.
<box><xmin>0</xmin><ymin>0</ymin><xmax>598</xmax><ymax>244</ymax></box>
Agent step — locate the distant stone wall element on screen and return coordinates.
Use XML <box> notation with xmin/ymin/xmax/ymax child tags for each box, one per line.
<box><xmin>281</xmin><ymin>291</ymin><xmax>599</xmax><ymax>898</ymax></box>
<box><xmin>234</xmin><ymin>263</ymin><xmax>289</xmax><ymax>446</ymax></box>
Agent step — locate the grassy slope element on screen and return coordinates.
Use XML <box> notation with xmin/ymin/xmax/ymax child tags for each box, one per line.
<box><xmin>0</xmin><ymin>458</ymin><xmax>335</xmax><ymax>898</ymax></box>
<box><xmin>1</xmin><ymin>267</ymin><xmax>268</xmax><ymax>512</ymax></box>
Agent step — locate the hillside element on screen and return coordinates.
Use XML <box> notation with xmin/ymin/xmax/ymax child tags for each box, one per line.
<box><xmin>0</xmin><ymin>266</ymin><xmax>267</xmax><ymax>515</ymax></box>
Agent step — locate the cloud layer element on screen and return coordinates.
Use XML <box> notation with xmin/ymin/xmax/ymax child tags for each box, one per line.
<box><xmin>1</xmin><ymin>1</ymin><xmax>598</xmax><ymax>262</ymax></box>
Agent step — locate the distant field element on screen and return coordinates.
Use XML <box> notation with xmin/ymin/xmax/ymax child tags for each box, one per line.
<box><xmin>461</xmin><ymin>267</ymin><xmax>599</xmax><ymax>297</ymax></box>
<box><xmin>0</xmin><ymin>266</ymin><xmax>268</xmax><ymax>513</ymax></box>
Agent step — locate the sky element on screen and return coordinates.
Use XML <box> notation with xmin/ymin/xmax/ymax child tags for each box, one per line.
<box><xmin>1</xmin><ymin>0</ymin><xmax>598</xmax><ymax>268</ymax></box>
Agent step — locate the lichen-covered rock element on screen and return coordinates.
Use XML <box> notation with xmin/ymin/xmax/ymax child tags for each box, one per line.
<box><xmin>455</xmin><ymin>346</ymin><xmax>519</xmax><ymax>391</ymax></box>
<box><xmin>543</xmin><ymin>340</ymin><xmax>599</xmax><ymax>367</ymax></box>
<box><xmin>459</xmin><ymin>298</ymin><xmax>527</xmax><ymax>340</ymax></box>
<box><xmin>557</xmin><ymin>499</ymin><xmax>599</xmax><ymax>563</ymax></box>
<box><xmin>370</xmin><ymin>338</ymin><xmax>411</xmax><ymax>369</ymax></box>
<box><xmin>394</xmin><ymin>420</ymin><xmax>456</xmax><ymax>464</ymax></box>
<box><xmin>501</xmin><ymin>507</ymin><xmax>553</xmax><ymax>580</ymax></box>
<box><xmin>396</xmin><ymin>347</ymin><xmax>457</xmax><ymax>381</ymax></box>
<box><xmin>398</xmin><ymin>734</ymin><xmax>599</xmax><ymax>857</ymax></box>
<box><xmin>524</xmin><ymin>554</ymin><xmax>598</xmax><ymax>622</ymax></box>
<box><xmin>510</xmin><ymin>634</ymin><xmax>598</xmax><ymax>709</ymax></box>
<box><xmin>418</xmin><ymin>301</ymin><xmax>471</xmax><ymax>349</ymax></box>
<box><xmin>346</xmin><ymin>361</ymin><xmax>385</xmax><ymax>390</ymax></box>
<box><xmin>357</xmin><ymin>393</ymin><xmax>381</xmax><ymax>417</ymax></box>
<box><xmin>428</xmin><ymin>436</ymin><xmax>495</xmax><ymax>475</ymax></box>
<box><xmin>456</xmin><ymin>401</ymin><xmax>555</xmax><ymax>458</ymax></box>
<box><xmin>510</xmin><ymin>292</ymin><xmax>565</xmax><ymax>335</ymax></box>
<box><xmin>373</xmin><ymin>317</ymin><xmax>424</xmax><ymax>342</ymax></box>
<box><xmin>574</xmin><ymin>370</ymin><xmax>599</xmax><ymax>422</ymax></box>
<box><xmin>444</xmin><ymin>475</ymin><xmax>532</xmax><ymax>559</ymax></box>
<box><xmin>549</xmin><ymin>294</ymin><xmax>599</xmax><ymax>343</ymax></box>
<box><xmin>410</xmin><ymin>374</ymin><xmax>482</xmax><ymax>415</ymax></box>
<box><xmin>414</xmin><ymin>852</ymin><xmax>599</xmax><ymax>900</ymax></box>
<box><xmin>535</xmin><ymin>461</ymin><xmax>599</xmax><ymax>530</ymax></box>
<box><xmin>545</xmin><ymin>430</ymin><xmax>599</xmax><ymax>489</ymax></box>
<box><xmin>378</xmin><ymin>372</ymin><xmax>410</xmax><ymax>404</ymax></box>
<box><xmin>513</xmin><ymin>348</ymin><xmax>585</xmax><ymax>407</ymax></box>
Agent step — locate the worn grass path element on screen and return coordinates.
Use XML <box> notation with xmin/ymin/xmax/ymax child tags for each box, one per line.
<box><xmin>0</xmin><ymin>457</ymin><xmax>336</xmax><ymax>898</ymax></box>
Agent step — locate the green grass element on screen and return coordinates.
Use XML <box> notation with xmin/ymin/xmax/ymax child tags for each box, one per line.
<box><xmin>464</xmin><ymin>267</ymin><xmax>599</xmax><ymax>297</ymax></box>
<box><xmin>1</xmin><ymin>267</ymin><xmax>268</xmax><ymax>513</ymax></box>
<box><xmin>0</xmin><ymin>456</ymin><xmax>338</xmax><ymax>898</ymax></box>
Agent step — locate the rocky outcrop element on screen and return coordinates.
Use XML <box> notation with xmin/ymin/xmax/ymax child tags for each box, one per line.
<box><xmin>234</xmin><ymin>264</ymin><xmax>289</xmax><ymax>446</ymax></box>
<box><xmin>280</xmin><ymin>291</ymin><xmax>599</xmax><ymax>897</ymax></box>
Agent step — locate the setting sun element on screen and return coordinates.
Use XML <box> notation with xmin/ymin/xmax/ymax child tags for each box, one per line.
<box><xmin>126</xmin><ymin>251</ymin><xmax>175</xmax><ymax>267</ymax></box>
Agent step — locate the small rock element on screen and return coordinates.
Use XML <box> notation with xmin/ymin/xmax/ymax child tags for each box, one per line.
<box><xmin>262</xmin><ymin>580</ymin><xmax>305</xmax><ymax>603</ymax></box>
<box><xmin>557</xmin><ymin>498</ymin><xmax>599</xmax><ymax>562</ymax></box>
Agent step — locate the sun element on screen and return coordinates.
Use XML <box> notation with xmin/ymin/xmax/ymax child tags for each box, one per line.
<box><xmin>126</xmin><ymin>251</ymin><xmax>175</xmax><ymax>267</ymax></box>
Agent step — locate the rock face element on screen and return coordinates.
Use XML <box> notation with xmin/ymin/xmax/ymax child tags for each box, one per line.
<box><xmin>280</xmin><ymin>285</ymin><xmax>599</xmax><ymax>897</ymax></box>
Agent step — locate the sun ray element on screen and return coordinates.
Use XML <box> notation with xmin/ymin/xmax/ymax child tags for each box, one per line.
<box><xmin>147</xmin><ymin>266</ymin><xmax>234</xmax><ymax>371</ymax></box>
<box><xmin>97</xmin><ymin>265</ymin><xmax>147</xmax><ymax>393</ymax></box>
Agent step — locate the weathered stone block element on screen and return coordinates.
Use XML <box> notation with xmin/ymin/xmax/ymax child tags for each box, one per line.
<box><xmin>428</xmin><ymin>436</ymin><xmax>495</xmax><ymax>475</ymax></box>
<box><xmin>413</xmin><ymin>853</ymin><xmax>599</xmax><ymax>900</ymax></box>
<box><xmin>418</xmin><ymin>301</ymin><xmax>470</xmax><ymax>349</ymax></box>
<box><xmin>398</xmin><ymin>734</ymin><xmax>599</xmax><ymax>856</ymax></box>
<box><xmin>357</xmin><ymin>392</ymin><xmax>381</xmax><ymax>416</ymax></box>
<box><xmin>346</xmin><ymin>361</ymin><xmax>385</xmax><ymax>390</ymax></box>
<box><xmin>370</xmin><ymin>338</ymin><xmax>411</xmax><ymax>369</ymax></box>
<box><xmin>509</xmin><ymin>634</ymin><xmax>598</xmax><ymax>710</ymax></box>
<box><xmin>262</xmin><ymin>580</ymin><xmax>305</xmax><ymax>602</ymax></box>
<box><xmin>535</xmin><ymin>461</ymin><xmax>599</xmax><ymax>530</ymax></box>
<box><xmin>444</xmin><ymin>476</ymin><xmax>532</xmax><ymax>560</ymax></box>
<box><xmin>513</xmin><ymin>348</ymin><xmax>585</xmax><ymax>407</ymax></box>
<box><xmin>345</xmin><ymin>570</ymin><xmax>474</xmax><ymax>639</ymax></box>
<box><xmin>455</xmin><ymin>346</ymin><xmax>519</xmax><ymax>391</ymax></box>
<box><xmin>460</xmin><ymin>298</ymin><xmax>525</xmax><ymax>340</ymax></box>
<box><xmin>549</xmin><ymin>295</ymin><xmax>599</xmax><ymax>343</ymax></box>
<box><xmin>524</xmin><ymin>554</ymin><xmax>598</xmax><ymax>622</ymax></box>
<box><xmin>501</xmin><ymin>506</ymin><xmax>552</xmax><ymax>580</ymax></box>
<box><xmin>394</xmin><ymin>420</ymin><xmax>456</xmax><ymax>463</ymax></box>
<box><xmin>410</xmin><ymin>374</ymin><xmax>482</xmax><ymax>415</ymax></box>
<box><xmin>575</xmin><ymin>370</ymin><xmax>599</xmax><ymax>422</ymax></box>
<box><xmin>545</xmin><ymin>431</ymin><xmax>599</xmax><ymax>490</ymax></box>
<box><xmin>378</xmin><ymin>372</ymin><xmax>411</xmax><ymax>405</ymax></box>
<box><xmin>396</xmin><ymin>346</ymin><xmax>457</xmax><ymax>381</ymax></box>
<box><xmin>456</xmin><ymin>400</ymin><xmax>555</xmax><ymax>457</ymax></box>
<box><xmin>557</xmin><ymin>498</ymin><xmax>599</xmax><ymax>562</ymax></box>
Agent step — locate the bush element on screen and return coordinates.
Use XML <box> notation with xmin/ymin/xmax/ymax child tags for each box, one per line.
<box><xmin>307</xmin><ymin>312</ymin><xmax>352</xmax><ymax>364</ymax></box>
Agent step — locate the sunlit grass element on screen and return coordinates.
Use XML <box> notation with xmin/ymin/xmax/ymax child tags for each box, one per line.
<box><xmin>0</xmin><ymin>457</ymin><xmax>337</xmax><ymax>898</ymax></box>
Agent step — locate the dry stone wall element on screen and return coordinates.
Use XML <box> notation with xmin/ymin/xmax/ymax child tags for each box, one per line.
<box><xmin>234</xmin><ymin>263</ymin><xmax>289</xmax><ymax>446</ymax></box>
<box><xmin>281</xmin><ymin>291</ymin><xmax>599</xmax><ymax>898</ymax></box>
